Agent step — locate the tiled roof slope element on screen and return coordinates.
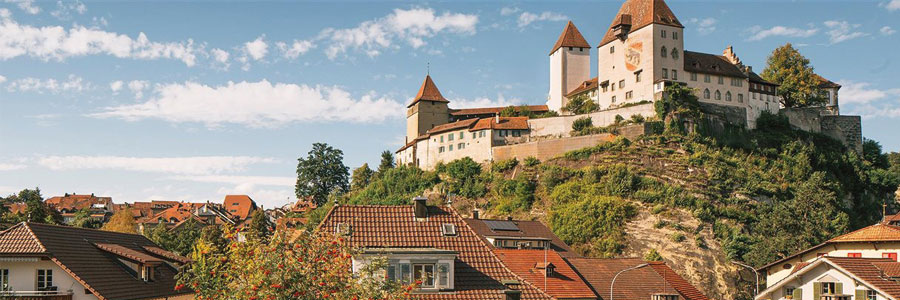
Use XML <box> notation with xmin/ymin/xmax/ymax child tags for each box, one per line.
<box><xmin>566</xmin><ymin>258</ymin><xmax>708</xmax><ymax>300</ymax></box>
<box><xmin>450</xmin><ymin>105</ymin><xmax>549</xmax><ymax>117</ymax></box>
<box><xmin>0</xmin><ymin>222</ymin><xmax>190</xmax><ymax>300</ymax></box>
<box><xmin>493</xmin><ymin>249</ymin><xmax>596</xmax><ymax>299</ymax></box>
<box><xmin>471</xmin><ymin>117</ymin><xmax>530</xmax><ymax>131</ymax></box>
<box><xmin>828</xmin><ymin>223</ymin><xmax>900</xmax><ymax>242</ymax></box>
<box><xmin>409</xmin><ymin>75</ymin><xmax>450</xmax><ymax>108</ymax></box>
<box><xmin>427</xmin><ymin>118</ymin><xmax>480</xmax><ymax>135</ymax></box>
<box><xmin>550</xmin><ymin>21</ymin><xmax>592</xmax><ymax>55</ymax></box>
<box><xmin>224</xmin><ymin>194</ymin><xmax>256</xmax><ymax>220</ymax></box>
<box><xmin>683</xmin><ymin>51</ymin><xmax>747</xmax><ymax>78</ymax></box>
<box><xmin>599</xmin><ymin>0</ymin><xmax>683</xmax><ymax>47</ymax></box>
<box><xmin>319</xmin><ymin>204</ymin><xmax>553</xmax><ymax>300</ymax></box>
<box><xmin>45</xmin><ymin>194</ymin><xmax>113</xmax><ymax>211</ymax></box>
<box><xmin>827</xmin><ymin>257</ymin><xmax>900</xmax><ymax>299</ymax></box>
<box><xmin>465</xmin><ymin>218</ymin><xmax>575</xmax><ymax>257</ymax></box>
<box><xmin>0</xmin><ymin>223</ymin><xmax>46</xmax><ymax>253</ymax></box>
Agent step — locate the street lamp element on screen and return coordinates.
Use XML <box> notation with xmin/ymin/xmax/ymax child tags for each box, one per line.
<box><xmin>610</xmin><ymin>263</ymin><xmax>649</xmax><ymax>300</ymax></box>
<box><xmin>732</xmin><ymin>261</ymin><xmax>760</xmax><ymax>297</ymax></box>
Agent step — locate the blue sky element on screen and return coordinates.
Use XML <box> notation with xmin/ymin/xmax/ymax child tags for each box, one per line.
<box><xmin>1</xmin><ymin>0</ymin><xmax>898</xmax><ymax>208</ymax></box>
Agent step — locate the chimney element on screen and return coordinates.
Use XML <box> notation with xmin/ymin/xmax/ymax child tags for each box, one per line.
<box><xmin>502</xmin><ymin>280</ymin><xmax>522</xmax><ymax>300</ymax></box>
<box><xmin>472</xmin><ymin>209</ymin><xmax>480</xmax><ymax>220</ymax></box>
<box><xmin>506</xmin><ymin>216</ymin><xmax>513</xmax><ymax>221</ymax></box>
<box><xmin>413</xmin><ymin>197</ymin><xmax>428</xmax><ymax>219</ymax></box>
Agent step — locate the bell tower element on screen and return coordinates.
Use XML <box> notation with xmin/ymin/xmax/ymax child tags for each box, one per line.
<box><xmin>406</xmin><ymin>75</ymin><xmax>450</xmax><ymax>143</ymax></box>
<box><xmin>547</xmin><ymin>21</ymin><xmax>592</xmax><ymax>113</ymax></box>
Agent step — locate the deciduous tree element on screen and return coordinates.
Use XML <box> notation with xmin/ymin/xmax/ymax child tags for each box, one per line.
<box><xmin>295</xmin><ymin>143</ymin><xmax>350</xmax><ymax>206</ymax></box>
<box><xmin>563</xmin><ymin>94</ymin><xmax>598</xmax><ymax>115</ymax></box>
<box><xmin>102</xmin><ymin>207</ymin><xmax>138</xmax><ymax>234</ymax></box>
<box><xmin>761</xmin><ymin>43</ymin><xmax>825</xmax><ymax>107</ymax></box>
<box><xmin>351</xmin><ymin>163</ymin><xmax>374</xmax><ymax>191</ymax></box>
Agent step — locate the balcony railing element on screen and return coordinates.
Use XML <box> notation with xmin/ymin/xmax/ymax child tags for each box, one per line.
<box><xmin>0</xmin><ymin>291</ymin><xmax>73</xmax><ymax>300</ymax></box>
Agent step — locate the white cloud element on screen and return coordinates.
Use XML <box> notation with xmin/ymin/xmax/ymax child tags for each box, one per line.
<box><xmin>209</xmin><ymin>48</ymin><xmax>230</xmax><ymax>69</ymax></box>
<box><xmin>450</xmin><ymin>94</ymin><xmax>523</xmax><ymax>109</ymax></box>
<box><xmin>824</xmin><ymin>21</ymin><xmax>868</xmax><ymax>44</ymax></box>
<box><xmin>0</xmin><ymin>163</ymin><xmax>26</xmax><ymax>171</ymax></box>
<box><xmin>0</xmin><ymin>14</ymin><xmax>199</xmax><ymax>66</ymax></box>
<box><xmin>746</xmin><ymin>25</ymin><xmax>818</xmax><ymax>41</ymax></box>
<box><xmin>6</xmin><ymin>74</ymin><xmax>90</xmax><ymax>93</ymax></box>
<box><xmin>109</xmin><ymin>80</ymin><xmax>123</xmax><ymax>92</ymax></box>
<box><xmin>50</xmin><ymin>0</ymin><xmax>87</xmax><ymax>20</ymax></box>
<box><xmin>90</xmin><ymin>80</ymin><xmax>405</xmax><ymax>128</ymax></box>
<box><xmin>243</xmin><ymin>35</ymin><xmax>268</xmax><ymax>61</ymax></box>
<box><xmin>169</xmin><ymin>175</ymin><xmax>294</xmax><ymax>186</ymax></box>
<box><xmin>320</xmin><ymin>8</ymin><xmax>477</xmax><ymax>59</ymax></box>
<box><xmin>216</xmin><ymin>184</ymin><xmax>293</xmax><ymax>209</ymax></box>
<box><xmin>127</xmin><ymin>80</ymin><xmax>150</xmax><ymax>98</ymax></box>
<box><xmin>0</xmin><ymin>74</ymin><xmax>6</xmax><ymax>83</ymax></box>
<box><xmin>885</xmin><ymin>0</ymin><xmax>900</xmax><ymax>11</ymax></box>
<box><xmin>276</xmin><ymin>39</ymin><xmax>314</xmax><ymax>59</ymax></box>
<box><xmin>688</xmin><ymin>17</ymin><xmax>717</xmax><ymax>35</ymax></box>
<box><xmin>838</xmin><ymin>80</ymin><xmax>900</xmax><ymax>104</ymax></box>
<box><xmin>500</xmin><ymin>7</ymin><xmax>520</xmax><ymax>16</ymax></box>
<box><xmin>516</xmin><ymin>11</ymin><xmax>567</xmax><ymax>28</ymax></box>
<box><xmin>37</xmin><ymin>155</ymin><xmax>277</xmax><ymax>174</ymax></box>
<box><xmin>4</xmin><ymin>0</ymin><xmax>40</xmax><ymax>14</ymax></box>
<box><xmin>881</xmin><ymin>26</ymin><xmax>896</xmax><ymax>36</ymax></box>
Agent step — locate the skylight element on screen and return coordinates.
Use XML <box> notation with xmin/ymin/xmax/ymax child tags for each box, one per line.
<box><xmin>484</xmin><ymin>220</ymin><xmax>519</xmax><ymax>231</ymax></box>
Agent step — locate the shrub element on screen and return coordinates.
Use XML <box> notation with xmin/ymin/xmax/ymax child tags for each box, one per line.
<box><xmin>653</xmin><ymin>219</ymin><xmax>669</xmax><ymax>229</ymax></box>
<box><xmin>440</xmin><ymin>157</ymin><xmax>488</xmax><ymax>198</ymax></box>
<box><xmin>349</xmin><ymin>166</ymin><xmax>440</xmax><ymax>205</ymax></box>
<box><xmin>492</xmin><ymin>178</ymin><xmax>536</xmax><ymax>214</ymax></box>
<box><xmin>539</xmin><ymin>165</ymin><xmax>575</xmax><ymax>191</ymax></box>
<box><xmin>564</xmin><ymin>94</ymin><xmax>599</xmax><ymax>114</ymax></box>
<box><xmin>644</xmin><ymin>248</ymin><xmax>663</xmax><ymax>261</ymax></box>
<box><xmin>492</xmin><ymin>158</ymin><xmax>519</xmax><ymax>173</ymax></box>
<box><xmin>670</xmin><ymin>232</ymin><xmax>686</xmax><ymax>243</ymax></box>
<box><xmin>572</xmin><ymin>116</ymin><xmax>593</xmax><ymax>132</ymax></box>
<box><xmin>523</xmin><ymin>156</ymin><xmax>541</xmax><ymax>167</ymax></box>
<box><xmin>695</xmin><ymin>236</ymin><xmax>707</xmax><ymax>249</ymax></box>
<box><xmin>549</xmin><ymin>196</ymin><xmax>636</xmax><ymax>258</ymax></box>
<box><xmin>631</xmin><ymin>114</ymin><xmax>645</xmax><ymax>123</ymax></box>
<box><xmin>672</xmin><ymin>223</ymin><xmax>687</xmax><ymax>232</ymax></box>
<box><xmin>614</xmin><ymin>114</ymin><xmax>625</xmax><ymax>124</ymax></box>
<box><xmin>651</xmin><ymin>204</ymin><xmax>666</xmax><ymax>214</ymax></box>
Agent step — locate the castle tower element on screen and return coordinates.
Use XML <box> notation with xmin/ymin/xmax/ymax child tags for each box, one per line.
<box><xmin>547</xmin><ymin>21</ymin><xmax>591</xmax><ymax>113</ymax></box>
<box><xmin>406</xmin><ymin>75</ymin><xmax>450</xmax><ymax>143</ymax></box>
<box><xmin>596</xmin><ymin>0</ymin><xmax>683</xmax><ymax>107</ymax></box>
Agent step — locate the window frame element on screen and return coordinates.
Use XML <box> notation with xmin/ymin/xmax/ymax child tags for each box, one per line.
<box><xmin>413</xmin><ymin>263</ymin><xmax>436</xmax><ymax>288</ymax></box>
<box><xmin>0</xmin><ymin>269</ymin><xmax>8</xmax><ymax>292</ymax></box>
<box><xmin>37</xmin><ymin>269</ymin><xmax>53</xmax><ymax>290</ymax></box>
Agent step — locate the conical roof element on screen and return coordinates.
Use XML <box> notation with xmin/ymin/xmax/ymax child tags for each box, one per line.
<box><xmin>408</xmin><ymin>75</ymin><xmax>449</xmax><ymax>108</ymax></box>
<box><xmin>549</xmin><ymin>21</ymin><xmax>591</xmax><ymax>55</ymax></box>
<box><xmin>598</xmin><ymin>0</ymin><xmax>683</xmax><ymax>47</ymax></box>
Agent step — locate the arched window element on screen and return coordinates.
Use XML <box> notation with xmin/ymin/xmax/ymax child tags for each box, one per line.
<box><xmin>726</xmin><ymin>91</ymin><xmax>732</xmax><ymax>101</ymax></box>
<box><xmin>671</xmin><ymin>48</ymin><xmax>679</xmax><ymax>59</ymax></box>
<box><xmin>715</xmin><ymin>90</ymin><xmax>722</xmax><ymax>100</ymax></box>
<box><xmin>661</xmin><ymin>46</ymin><xmax>668</xmax><ymax>58</ymax></box>
<box><xmin>703</xmin><ymin>89</ymin><xmax>710</xmax><ymax>99</ymax></box>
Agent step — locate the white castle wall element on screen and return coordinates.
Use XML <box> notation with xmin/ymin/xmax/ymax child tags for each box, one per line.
<box><xmin>528</xmin><ymin>103</ymin><xmax>656</xmax><ymax>138</ymax></box>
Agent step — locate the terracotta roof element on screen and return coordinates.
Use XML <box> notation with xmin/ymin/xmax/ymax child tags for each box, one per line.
<box><xmin>224</xmin><ymin>194</ymin><xmax>257</xmax><ymax>220</ymax></box>
<box><xmin>566</xmin><ymin>258</ymin><xmax>709</xmax><ymax>300</ymax></box>
<box><xmin>567</xmin><ymin>77</ymin><xmax>599</xmax><ymax>98</ymax></box>
<box><xmin>465</xmin><ymin>218</ymin><xmax>575</xmax><ymax>257</ymax></box>
<box><xmin>829</xmin><ymin>223</ymin><xmax>900</xmax><ymax>242</ymax></box>
<box><xmin>790</xmin><ymin>262</ymin><xmax>811</xmax><ymax>274</ymax></box>
<box><xmin>493</xmin><ymin>249</ymin><xmax>596</xmax><ymax>299</ymax></box>
<box><xmin>450</xmin><ymin>105</ymin><xmax>550</xmax><ymax>117</ymax></box>
<box><xmin>5</xmin><ymin>202</ymin><xmax>26</xmax><ymax>214</ymax></box>
<box><xmin>599</xmin><ymin>0</ymin><xmax>683</xmax><ymax>47</ymax></box>
<box><xmin>0</xmin><ymin>223</ymin><xmax>46</xmax><ymax>254</ymax></box>
<box><xmin>139</xmin><ymin>203</ymin><xmax>197</xmax><ymax>224</ymax></box>
<box><xmin>683</xmin><ymin>51</ymin><xmax>747</xmax><ymax>78</ymax></box>
<box><xmin>827</xmin><ymin>257</ymin><xmax>900</xmax><ymax>299</ymax></box>
<box><xmin>550</xmin><ymin>21</ymin><xmax>591</xmax><ymax>55</ymax></box>
<box><xmin>408</xmin><ymin>75</ymin><xmax>450</xmax><ymax>108</ymax></box>
<box><xmin>45</xmin><ymin>194</ymin><xmax>113</xmax><ymax>212</ymax></box>
<box><xmin>815</xmin><ymin>74</ymin><xmax>842</xmax><ymax>88</ymax></box>
<box><xmin>397</xmin><ymin>134</ymin><xmax>429</xmax><ymax>153</ymax></box>
<box><xmin>426</xmin><ymin>118</ymin><xmax>480</xmax><ymax>135</ymax></box>
<box><xmin>471</xmin><ymin>117</ymin><xmax>530</xmax><ymax>131</ymax></box>
<box><xmin>318</xmin><ymin>204</ymin><xmax>553</xmax><ymax>300</ymax></box>
<box><xmin>0</xmin><ymin>222</ymin><xmax>191</xmax><ymax>300</ymax></box>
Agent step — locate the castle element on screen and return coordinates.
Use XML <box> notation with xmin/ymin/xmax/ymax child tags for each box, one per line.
<box><xmin>398</xmin><ymin>0</ymin><xmax>859</xmax><ymax>170</ymax></box>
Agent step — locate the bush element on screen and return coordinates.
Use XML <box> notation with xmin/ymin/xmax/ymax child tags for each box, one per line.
<box><xmin>349</xmin><ymin>166</ymin><xmax>440</xmax><ymax>205</ymax></box>
<box><xmin>614</xmin><ymin>114</ymin><xmax>625</xmax><ymax>124</ymax></box>
<box><xmin>651</xmin><ymin>204</ymin><xmax>666</xmax><ymax>214</ymax></box>
<box><xmin>439</xmin><ymin>157</ymin><xmax>488</xmax><ymax>198</ymax></box>
<box><xmin>492</xmin><ymin>158</ymin><xmax>519</xmax><ymax>173</ymax></box>
<box><xmin>564</xmin><ymin>94</ymin><xmax>599</xmax><ymax>114</ymax></box>
<box><xmin>572</xmin><ymin>116</ymin><xmax>593</xmax><ymax>132</ymax></box>
<box><xmin>644</xmin><ymin>248</ymin><xmax>663</xmax><ymax>261</ymax></box>
<box><xmin>523</xmin><ymin>157</ymin><xmax>541</xmax><ymax>167</ymax></box>
<box><xmin>654</xmin><ymin>219</ymin><xmax>669</xmax><ymax>229</ymax></box>
<box><xmin>631</xmin><ymin>114</ymin><xmax>645</xmax><ymax>123</ymax></box>
<box><xmin>492</xmin><ymin>178</ymin><xmax>536</xmax><ymax>214</ymax></box>
<box><xmin>695</xmin><ymin>236</ymin><xmax>708</xmax><ymax>249</ymax></box>
<box><xmin>670</xmin><ymin>232</ymin><xmax>686</xmax><ymax>243</ymax></box>
<box><xmin>549</xmin><ymin>196</ymin><xmax>636</xmax><ymax>258</ymax></box>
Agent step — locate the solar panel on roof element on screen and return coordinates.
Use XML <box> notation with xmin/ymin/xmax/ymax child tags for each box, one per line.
<box><xmin>484</xmin><ymin>220</ymin><xmax>519</xmax><ymax>231</ymax></box>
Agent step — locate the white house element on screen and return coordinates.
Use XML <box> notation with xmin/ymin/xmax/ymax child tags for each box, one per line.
<box><xmin>756</xmin><ymin>256</ymin><xmax>900</xmax><ymax>300</ymax></box>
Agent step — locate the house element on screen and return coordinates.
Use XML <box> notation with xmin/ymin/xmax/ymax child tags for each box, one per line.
<box><xmin>758</xmin><ymin>223</ymin><xmax>900</xmax><ymax>289</ymax></box>
<box><xmin>44</xmin><ymin>194</ymin><xmax>115</xmax><ymax>224</ymax></box>
<box><xmin>493</xmin><ymin>249</ymin><xmax>597</xmax><ymax>300</ymax></box>
<box><xmin>222</xmin><ymin>195</ymin><xmax>257</xmax><ymax>220</ymax></box>
<box><xmin>465</xmin><ymin>215</ymin><xmax>577</xmax><ymax>257</ymax></box>
<box><xmin>566</xmin><ymin>257</ymin><xmax>709</xmax><ymax>300</ymax></box>
<box><xmin>0</xmin><ymin>222</ymin><xmax>192</xmax><ymax>300</ymax></box>
<box><xmin>317</xmin><ymin>197</ymin><xmax>556</xmax><ymax>299</ymax></box>
<box><xmin>756</xmin><ymin>256</ymin><xmax>900</xmax><ymax>300</ymax></box>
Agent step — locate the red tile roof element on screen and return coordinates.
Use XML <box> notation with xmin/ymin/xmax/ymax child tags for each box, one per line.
<box><xmin>224</xmin><ymin>195</ymin><xmax>257</xmax><ymax>220</ymax></box>
<box><xmin>567</xmin><ymin>77</ymin><xmax>599</xmax><ymax>98</ymax></box>
<box><xmin>550</xmin><ymin>21</ymin><xmax>591</xmax><ymax>55</ymax></box>
<box><xmin>826</xmin><ymin>257</ymin><xmax>900</xmax><ymax>299</ymax></box>
<box><xmin>759</xmin><ymin>223</ymin><xmax>900</xmax><ymax>272</ymax></box>
<box><xmin>471</xmin><ymin>117</ymin><xmax>530</xmax><ymax>131</ymax></box>
<box><xmin>450</xmin><ymin>105</ymin><xmax>549</xmax><ymax>117</ymax></box>
<box><xmin>408</xmin><ymin>75</ymin><xmax>450</xmax><ymax>108</ymax></box>
<box><xmin>318</xmin><ymin>204</ymin><xmax>553</xmax><ymax>300</ymax></box>
<box><xmin>493</xmin><ymin>249</ymin><xmax>596</xmax><ymax>299</ymax></box>
<box><xmin>566</xmin><ymin>258</ymin><xmax>708</xmax><ymax>300</ymax></box>
<box><xmin>427</xmin><ymin>118</ymin><xmax>480</xmax><ymax>135</ymax></box>
<box><xmin>599</xmin><ymin>0</ymin><xmax>683</xmax><ymax>47</ymax></box>
<box><xmin>0</xmin><ymin>222</ymin><xmax>191</xmax><ymax>300</ymax></box>
<box><xmin>5</xmin><ymin>202</ymin><xmax>27</xmax><ymax>214</ymax></box>
<box><xmin>465</xmin><ymin>218</ymin><xmax>576</xmax><ymax>257</ymax></box>
<box><xmin>45</xmin><ymin>194</ymin><xmax>113</xmax><ymax>212</ymax></box>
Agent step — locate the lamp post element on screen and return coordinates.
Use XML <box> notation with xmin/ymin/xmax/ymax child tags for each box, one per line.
<box><xmin>610</xmin><ymin>263</ymin><xmax>649</xmax><ymax>300</ymax></box>
<box><xmin>733</xmin><ymin>261</ymin><xmax>760</xmax><ymax>297</ymax></box>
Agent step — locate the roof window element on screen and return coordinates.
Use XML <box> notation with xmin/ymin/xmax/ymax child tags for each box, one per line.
<box><xmin>442</xmin><ymin>223</ymin><xmax>457</xmax><ymax>236</ymax></box>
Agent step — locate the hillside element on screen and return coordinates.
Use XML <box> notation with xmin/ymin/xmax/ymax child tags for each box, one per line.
<box><xmin>321</xmin><ymin>113</ymin><xmax>899</xmax><ymax>300</ymax></box>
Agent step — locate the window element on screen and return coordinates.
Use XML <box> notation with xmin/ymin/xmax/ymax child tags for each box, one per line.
<box><xmin>715</xmin><ymin>90</ymin><xmax>721</xmax><ymax>100</ymax></box>
<box><xmin>438</xmin><ymin>263</ymin><xmax>450</xmax><ymax>287</ymax></box>
<box><xmin>414</xmin><ymin>264</ymin><xmax>435</xmax><ymax>288</ymax></box>
<box><xmin>635</xmin><ymin>72</ymin><xmax>642</xmax><ymax>83</ymax></box>
<box><xmin>439</xmin><ymin>146</ymin><xmax>445</xmax><ymax>153</ymax></box>
<box><xmin>610</xmin><ymin>46</ymin><xmax>615</xmax><ymax>54</ymax></box>
<box><xmin>626</xmin><ymin>91</ymin><xmax>633</xmax><ymax>99</ymax></box>
<box><xmin>37</xmin><ymin>269</ymin><xmax>53</xmax><ymax>290</ymax></box>
<box><xmin>457</xmin><ymin>143</ymin><xmax>465</xmax><ymax>150</ymax></box>
<box><xmin>661</xmin><ymin>46</ymin><xmax>668</xmax><ymax>58</ymax></box>
<box><xmin>703</xmin><ymin>89</ymin><xmax>710</xmax><ymax>99</ymax></box>
<box><xmin>704</xmin><ymin>74</ymin><xmax>711</xmax><ymax>83</ymax></box>
<box><xmin>785</xmin><ymin>287</ymin><xmax>796</xmax><ymax>298</ymax></box>
<box><xmin>662</xmin><ymin>68</ymin><xmax>669</xmax><ymax>79</ymax></box>
<box><xmin>673</xmin><ymin>32</ymin><xmax>678</xmax><ymax>40</ymax></box>
<box><xmin>448</xmin><ymin>134</ymin><xmax>454</xmax><ymax>141</ymax></box>
<box><xmin>691</xmin><ymin>72</ymin><xmax>697</xmax><ymax>81</ymax></box>
<box><xmin>726</xmin><ymin>91</ymin><xmax>732</xmax><ymax>101</ymax></box>
<box><xmin>442</xmin><ymin>223</ymin><xmax>457</xmax><ymax>236</ymax></box>
<box><xmin>603</xmin><ymin>85</ymin><xmax>608</xmax><ymax>92</ymax></box>
<box><xmin>868</xmin><ymin>290</ymin><xmax>877</xmax><ymax>300</ymax></box>
<box><xmin>671</xmin><ymin>48</ymin><xmax>679</xmax><ymax>59</ymax></box>
<box><xmin>822</xmin><ymin>282</ymin><xmax>836</xmax><ymax>295</ymax></box>
<box><xmin>848</xmin><ymin>253</ymin><xmax>862</xmax><ymax>258</ymax></box>
<box><xmin>883</xmin><ymin>253</ymin><xmax>898</xmax><ymax>261</ymax></box>
<box><xmin>479</xmin><ymin>131</ymin><xmax>485</xmax><ymax>138</ymax></box>
<box><xmin>400</xmin><ymin>263</ymin><xmax>411</xmax><ymax>284</ymax></box>
<box><xmin>738</xmin><ymin>94</ymin><xmax>744</xmax><ymax>103</ymax></box>
<box><xmin>718</xmin><ymin>76</ymin><xmax>724</xmax><ymax>85</ymax></box>
<box><xmin>440</xmin><ymin>135</ymin><xmax>444</xmax><ymax>143</ymax></box>
<box><xmin>512</xmin><ymin>130</ymin><xmax>521</xmax><ymax>137</ymax></box>
<box><xmin>459</xmin><ymin>132</ymin><xmax>464</xmax><ymax>140</ymax></box>
<box><xmin>661</xmin><ymin>30</ymin><xmax>667</xmax><ymax>38</ymax></box>
<box><xmin>619</xmin><ymin>80</ymin><xmax>625</xmax><ymax>89</ymax></box>
<box><xmin>753</xmin><ymin>92</ymin><xmax>757</xmax><ymax>99</ymax></box>
<box><xmin>0</xmin><ymin>269</ymin><xmax>8</xmax><ymax>291</ymax></box>
<box><xmin>611</xmin><ymin>83</ymin><xmax>616</xmax><ymax>91</ymax></box>
<box><xmin>611</xmin><ymin>96</ymin><xmax>616</xmax><ymax>103</ymax></box>
<box><xmin>448</xmin><ymin>144</ymin><xmax>453</xmax><ymax>151</ymax></box>
<box><xmin>336</xmin><ymin>223</ymin><xmax>352</xmax><ymax>235</ymax></box>
<box><xmin>472</xmin><ymin>132</ymin><xmax>476</xmax><ymax>139</ymax></box>
<box><xmin>672</xmin><ymin>70</ymin><xmax>678</xmax><ymax>80</ymax></box>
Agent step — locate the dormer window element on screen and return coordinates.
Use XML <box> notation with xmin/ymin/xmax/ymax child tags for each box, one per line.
<box><xmin>535</xmin><ymin>262</ymin><xmax>556</xmax><ymax>277</ymax></box>
<box><xmin>442</xmin><ymin>223</ymin><xmax>457</xmax><ymax>236</ymax></box>
<box><xmin>358</xmin><ymin>248</ymin><xmax>456</xmax><ymax>291</ymax></box>
<box><xmin>336</xmin><ymin>223</ymin><xmax>352</xmax><ymax>236</ymax></box>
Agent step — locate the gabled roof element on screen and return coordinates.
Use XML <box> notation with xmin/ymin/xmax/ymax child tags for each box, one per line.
<box><xmin>748</xmin><ymin>71</ymin><xmax>777</xmax><ymax>86</ymax></box>
<box><xmin>567</xmin><ymin>77</ymin><xmax>599</xmax><ymax>98</ymax></box>
<box><xmin>465</xmin><ymin>218</ymin><xmax>575</xmax><ymax>257</ymax></box>
<box><xmin>683</xmin><ymin>51</ymin><xmax>747</xmax><ymax>78</ymax></box>
<box><xmin>45</xmin><ymin>194</ymin><xmax>113</xmax><ymax>212</ymax></box>
<box><xmin>472</xmin><ymin>117</ymin><xmax>530</xmax><ymax>131</ymax></box>
<box><xmin>815</xmin><ymin>74</ymin><xmax>842</xmax><ymax>89</ymax></box>
<box><xmin>550</xmin><ymin>21</ymin><xmax>592</xmax><ymax>55</ymax></box>
<box><xmin>318</xmin><ymin>204</ymin><xmax>553</xmax><ymax>300</ymax></box>
<box><xmin>759</xmin><ymin>223</ymin><xmax>900</xmax><ymax>271</ymax></box>
<box><xmin>599</xmin><ymin>0</ymin><xmax>683</xmax><ymax>47</ymax></box>
<box><xmin>759</xmin><ymin>257</ymin><xmax>900</xmax><ymax>300</ymax></box>
<box><xmin>493</xmin><ymin>249</ymin><xmax>596</xmax><ymax>299</ymax></box>
<box><xmin>566</xmin><ymin>258</ymin><xmax>709</xmax><ymax>300</ymax></box>
<box><xmin>426</xmin><ymin>118</ymin><xmax>480</xmax><ymax>135</ymax></box>
<box><xmin>224</xmin><ymin>194</ymin><xmax>257</xmax><ymax>220</ymax></box>
<box><xmin>0</xmin><ymin>222</ymin><xmax>190</xmax><ymax>300</ymax></box>
<box><xmin>450</xmin><ymin>105</ymin><xmax>549</xmax><ymax>117</ymax></box>
<box><xmin>408</xmin><ymin>75</ymin><xmax>450</xmax><ymax>108</ymax></box>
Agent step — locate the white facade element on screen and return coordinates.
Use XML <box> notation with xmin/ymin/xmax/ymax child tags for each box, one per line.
<box><xmin>1</xmin><ymin>259</ymin><xmax>97</xmax><ymax>300</ymax></box>
<box><xmin>763</xmin><ymin>242</ymin><xmax>900</xmax><ymax>289</ymax></box>
<box><xmin>549</xmin><ymin>46</ymin><xmax>591</xmax><ymax>113</ymax></box>
<box><xmin>352</xmin><ymin>250</ymin><xmax>457</xmax><ymax>292</ymax></box>
<box><xmin>758</xmin><ymin>258</ymin><xmax>894</xmax><ymax>300</ymax></box>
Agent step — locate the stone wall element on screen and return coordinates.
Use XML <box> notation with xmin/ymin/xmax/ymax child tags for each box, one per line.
<box><xmin>821</xmin><ymin>115</ymin><xmax>863</xmax><ymax>153</ymax></box>
<box><xmin>698</xmin><ymin>102</ymin><xmax>748</xmax><ymax>128</ymax></box>
<box><xmin>781</xmin><ymin>107</ymin><xmax>830</xmax><ymax>132</ymax></box>
<box><xmin>492</xmin><ymin>133</ymin><xmax>618</xmax><ymax>162</ymax></box>
<box><xmin>528</xmin><ymin>103</ymin><xmax>657</xmax><ymax>138</ymax></box>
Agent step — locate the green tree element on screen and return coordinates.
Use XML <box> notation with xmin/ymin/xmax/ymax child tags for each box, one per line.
<box><xmin>499</xmin><ymin>105</ymin><xmax>537</xmax><ymax>118</ymax></box>
<box><xmin>863</xmin><ymin>138</ymin><xmax>890</xmax><ymax>169</ymax></box>
<box><xmin>761</xmin><ymin>43</ymin><xmax>825</xmax><ymax>107</ymax></box>
<box><xmin>148</xmin><ymin>223</ymin><xmax>174</xmax><ymax>249</ymax></box>
<box><xmin>563</xmin><ymin>94</ymin><xmax>598</xmax><ymax>115</ymax></box>
<box><xmin>572</xmin><ymin>116</ymin><xmax>593</xmax><ymax>132</ymax></box>
<box><xmin>644</xmin><ymin>248</ymin><xmax>663</xmax><ymax>261</ymax></box>
<box><xmin>248</xmin><ymin>209</ymin><xmax>270</xmax><ymax>240</ymax></box>
<box><xmin>654</xmin><ymin>83</ymin><xmax>700</xmax><ymax>121</ymax></box>
<box><xmin>439</xmin><ymin>157</ymin><xmax>487</xmax><ymax>198</ymax></box>
<box><xmin>71</xmin><ymin>208</ymin><xmax>102</xmax><ymax>228</ymax></box>
<box><xmin>102</xmin><ymin>207</ymin><xmax>138</xmax><ymax>234</ymax></box>
<box><xmin>351</xmin><ymin>163</ymin><xmax>375</xmax><ymax>191</ymax></box>
<box><xmin>6</xmin><ymin>188</ymin><xmax>59</xmax><ymax>224</ymax></box>
<box><xmin>295</xmin><ymin>143</ymin><xmax>350</xmax><ymax>206</ymax></box>
<box><xmin>377</xmin><ymin>150</ymin><xmax>396</xmax><ymax>174</ymax></box>
<box><xmin>549</xmin><ymin>196</ymin><xmax>636</xmax><ymax>258</ymax></box>
<box><xmin>348</xmin><ymin>166</ymin><xmax>440</xmax><ymax>205</ymax></box>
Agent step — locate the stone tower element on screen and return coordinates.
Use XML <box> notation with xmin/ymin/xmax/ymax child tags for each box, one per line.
<box><xmin>406</xmin><ymin>75</ymin><xmax>450</xmax><ymax>143</ymax></box>
<box><xmin>547</xmin><ymin>21</ymin><xmax>591</xmax><ymax>113</ymax></box>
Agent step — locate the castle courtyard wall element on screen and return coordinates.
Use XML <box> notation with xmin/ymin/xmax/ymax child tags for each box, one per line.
<box><xmin>528</xmin><ymin>103</ymin><xmax>656</xmax><ymax>138</ymax></box>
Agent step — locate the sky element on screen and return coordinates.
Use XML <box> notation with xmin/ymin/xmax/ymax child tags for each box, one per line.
<box><xmin>1</xmin><ymin>0</ymin><xmax>898</xmax><ymax>209</ymax></box>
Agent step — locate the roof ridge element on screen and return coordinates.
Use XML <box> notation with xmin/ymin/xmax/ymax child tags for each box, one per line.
<box><xmin>26</xmin><ymin>221</ymin><xmax>148</xmax><ymax>238</ymax></box>
<box><xmin>549</xmin><ymin>20</ymin><xmax>591</xmax><ymax>55</ymax></box>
